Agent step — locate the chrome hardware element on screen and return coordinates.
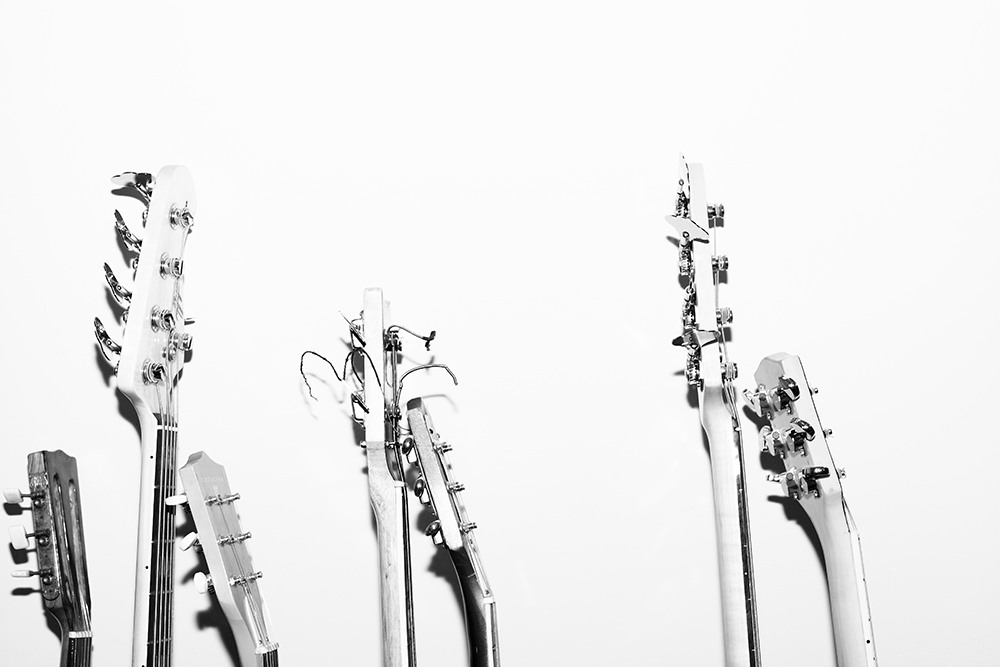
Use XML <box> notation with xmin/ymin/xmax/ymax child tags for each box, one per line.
<box><xmin>218</xmin><ymin>531</ymin><xmax>252</xmax><ymax>545</ymax></box>
<box><xmin>229</xmin><ymin>571</ymin><xmax>263</xmax><ymax>587</ymax></box>
<box><xmin>678</xmin><ymin>248</ymin><xmax>694</xmax><ymax>276</ymax></box>
<box><xmin>150</xmin><ymin>306</ymin><xmax>176</xmax><ymax>332</ymax></box>
<box><xmin>434</xmin><ymin>442</ymin><xmax>453</xmax><ymax>454</ymax></box>
<box><xmin>164</xmin><ymin>493</ymin><xmax>188</xmax><ymax>506</ymax></box>
<box><xmin>685</xmin><ymin>358</ymin><xmax>700</xmax><ymax>386</ymax></box>
<box><xmin>767</xmin><ymin>466</ymin><xmax>830</xmax><ymax>500</ymax></box>
<box><xmin>744</xmin><ymin>375</ymin><xmax>800</xmax><ymax>419</ymax></box>
<box><xmin>193</xmin><ymin>572</ymin><xmax>215</xmax><ymax>595</ymax></box>
<box><xmin>206</xmin><ymin>492</ymin><xmax>240</xmax><ymax>506</ymax></box>
<box><xmin>9</xmin><ymin>525</ymin><xmax>48</xmax><ymax>550</ymax></box>
<box><xmin>111</xmin><ymin>171</ymin><xmax>155</xmax><ymax>204</ymax></box>
<box><xmin>460</xmin><ymin>521</ymin><xmax>477</xmax><ymax>533</ymax></box>
<box><xmin>712</xmin><ymin>254</ymin><xmax>729</xmax><ymax>271</ymax></box>
<box><xmin>184</xmin><ymin>317</ymin><xmax>196</xmax><ymax>326</ymax></box>
<box><xmin>708</xmin><ymin>203</ymin><xmax>724</xmax><ymax>220</ymax></box>
<box><xmin>401</xmin><ymin>438</ymin><xmax>418</xmax><ymax>465</ymax></box>
<box><xmin>170</xmin><ymin>204</ymin><xmax>194</xmax><ymax>228</ymax></box>
<box><xmin>160</xmin><ymin>254</ymin><xmax>184</xmax><ymax>279</ymax></box>
<box><xmin>760</xmin><ymin>417</ymin><xmax>815</xmax><ymax>458</ymax></box>
<box><xmin>165</xmin><ymin>331</ymin><xmax>193</xmax><ymax>362</ymax></box>
<box><xmin>93</xmin><ymin>317</ymin><xmax>122</xmax><ymax>364</ymax></box>
<box><xmin>810</xmin><ymin>386</ymin><xmax>819</xmax><ymax>395</ymax></box>
<box><xmin>723</xmin><ymin>362</ymin><xmax>738</xmax><ymax>381</ymax></box>
<box><xmin>448</xmin><ymin>482</ymin><xmax>466</xmax><ymax>493</ymax></box>
<box><xmin>113</xmin><ymin>210</ymin><xmax>142</xmax><ymax>253</ymax></box>
<box><xmin>837</xmin><ymin>468</ymin><xmax>847</xmax><ymax>479</ymax></box>
<box><xmin>717</xmin><ymin>307</ymin><xmax>733</xmax><ymax>325</ymax></box>
<box><xmin>425</xmin><ymin>520</ymin><xmax>444</xmax><ymax>546</ymax></box>
<box><xmin>179</xmin><ymin>532</ymin><xmax>201</xmax><ymax>552</ymax></box>
<box><xmin>142</xmin><ymin>360</ymin><xmax>165</xmax><ymax>385</ymax></box>
<box><xmin>103</xmin><ymin>263</ymin><xmax>132</xmax><ymax>305</ymax></box>
<box><xmin>413</xmin><ymin>478</ymin><xmax>431</xmax><ymax>505</ymax></box>
<box><xmin>12</xmin><ymin>568</ymin><xmax>53</xmax><ymax>585</ymax></box>
<box><xmin>823</xmin><ymin>428</ymin><xmax>834</xmax><ymax>437</ymax></box>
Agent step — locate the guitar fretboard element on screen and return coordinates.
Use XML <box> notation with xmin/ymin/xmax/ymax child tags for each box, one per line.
<box><xmin>145</xmin><ymin>422</ymin><xmax>178</xmax><ymax>667</ymax></box>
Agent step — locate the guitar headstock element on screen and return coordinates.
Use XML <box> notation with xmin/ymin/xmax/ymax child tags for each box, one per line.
<box><xmin>94</xmin><ymin>166</ymin><xmax>196</xmax><ymax>419</ymax></box>
<box><xmin>177</xmin><ymin>452</ymin><xmax>278</xmax><ymax>663</ymax></box>
<box><xmin>404</xmin><ymin>399</ymin><xmax>484</xmax><ymax>555</ymax></box>
<box><xmin>666</xmin><ymin>155</ymin><xmax>735</xmax><ymax>388</ymax></box>
<box><xmin>4</xmin><ymin>450</ymin><xmax>92</xmax><ymax>640</ymax></box>
<box><xmin>745</xmin><ymin>353</ymin><xmax>844</xmax><ymax>509</ymax></box>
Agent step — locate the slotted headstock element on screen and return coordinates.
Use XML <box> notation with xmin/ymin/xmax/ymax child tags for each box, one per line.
<box><xmin>177</xmin><ymin>452</ymin><xmax>277</xmax><ymax>665</ymax></box>
<box><xmin>745</xmin><ymin>353</ymin><xmax>843</xmax><ymax>510</ymax></box>
<box><xmin>5</xmin><ymin>451</ymin><xmax>92</xmax><ymax>652</ymax></box>
<box><xmin>95</xmin><ymin>166</ymin><xmax>196</xmax><ymax>420</ymax></box>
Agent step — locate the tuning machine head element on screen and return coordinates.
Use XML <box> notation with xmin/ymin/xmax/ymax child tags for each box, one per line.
<box><xmin>744</xmin><ymin>374</ymin><xmax>800</xmax><ymax>419</ymax></box>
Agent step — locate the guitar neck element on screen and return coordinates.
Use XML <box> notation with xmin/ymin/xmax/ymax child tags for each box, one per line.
<box><xmin>816</xmin><ymin>499</ymin><xmax>878</xmax><ymax>666</ymax></box>
<box><xmin>699</xmin><ymin>378</ymin><xmax>761</xmax><ymax>667</ymax></box>
<box><xmin>132</xmin><ymin>410</ymin><xmax>179</xmax><ymax>667</ymax></box>
<box><xmin>449</xmin><ymin>540</ymin><xmax>500</xmax><ymax>667</ymax></box>
<box><xmin>60</xmin><ymin>632</ymin><xmax>93</xmax><ymax>667</ymax></box>
<box><xmin>256</xmin><ymin>648</ymin><xmax>279</xmax><ymax>667</ymax></box>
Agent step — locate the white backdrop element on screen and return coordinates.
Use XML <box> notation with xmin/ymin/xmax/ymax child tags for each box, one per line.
<box><xmin>1</xmin><ymin>2</ymin><xmax>998</xmax><ymax>666</ymax></box>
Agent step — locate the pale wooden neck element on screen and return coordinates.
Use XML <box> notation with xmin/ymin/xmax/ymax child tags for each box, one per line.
<box><xmin>699</xmin><ymin>378</ymin><xmax>761</xmax><ymax>667</ymax></box>
<box><xmin>812</xmin><ymin>497</ymin><xmax>878</xmax><ymax>667</ymax></box>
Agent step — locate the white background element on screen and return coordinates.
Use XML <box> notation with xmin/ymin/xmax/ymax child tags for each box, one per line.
<box><xmin>1</xmin><ymin>2</ymin><xmax>998</xmax><ymax>666</ymax></box>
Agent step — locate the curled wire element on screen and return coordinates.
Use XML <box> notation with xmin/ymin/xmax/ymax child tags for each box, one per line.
<box><xmin>299</xmin><ymin>350</ymin><xmax>344</xmax><ymax>401</ymax></box>
<box><xmin>388</xmin><ymin>324</ymin><xmax>436</xmax><ymax>351</ymax></box>
<box><xmin>396</xmin><ymin>363</ymin><xmax>458</xmax><ymax>405</ymax></box>
<box><xmin>299</xmin><ymin>345</ymin><xmax>383</xmax><ymax>402</ymax></box>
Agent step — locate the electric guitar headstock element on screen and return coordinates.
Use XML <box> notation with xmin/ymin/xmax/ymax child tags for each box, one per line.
<box><xmin>176</xmin><ymin>452</ymin><xmax>278</xmax><ymax>667</ymax></box>
<box><xmin>94</xmin><ymin>166</ymin><xmax>196</xmax><ymax>421</ymax></box>
<box><xmin>744</xmin><ymin>353</ymin><xmax>843</xmax><ymax>509</ymax></box>
<box><xmin>403</xmin><ymin>398</ymin><xmax>500</xmax><ymax>667</ymax></box>
<box><xmin>5</xmin><ymin>450</ymin><xmax>92</xmax><ymax>667</ymax></box>
<box><xmin>745</xmin><ymin>353</ymin><xmax>879</xmax><ymax>666</ymax></box>
<box><xmin>666</xmin><ymin>154</ymin><xmax>736</xmax><ymax>391</ymax></box>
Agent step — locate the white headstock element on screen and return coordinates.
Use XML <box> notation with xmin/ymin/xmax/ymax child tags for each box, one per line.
<box><xmin>95</xmin><ymin>166</ymin><xmax>196</xmax><ymax>420</ymax></box>
<box><xmin>177</xmin><ymin>452</ymin><xmax>278</xmax><ymax>665</ymax></box>
<box><xmin>745</xmin><ymin>353</ymin><xmax>843</xmax><ymax>511</ymax></box>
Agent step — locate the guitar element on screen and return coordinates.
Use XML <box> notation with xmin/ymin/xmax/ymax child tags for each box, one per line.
<box><xmin>5</xmin><ymin>450</ymin><xmax>92</xmax><ymax>667</ymax></box>
<box><xmin>404</xmin><ymin>398</ymin><xmax>500</xmax><ymax>667</ymax></box>
<box><xmin>745</xmin><ymin>353</ymin><xmax>878</xmax><ymax>666</ymax></box>
<box><xmin>666</xmin><ymin>156</ymin><xmax>761</xmax><ymax>667</ymax></box>
<box><xmin>342</xmin><ymin>287</ymin><xmax>456</xmax><ymax>667</ymax></box>
<box><xmin>94</xmin><ymin>166</ymin><xmax>197</xmax><ymax>667</ymax></box>
<box><xmin>176</xmin><ymin>452</ymin><xmax>279</xmax><ymax>667</ymax></box>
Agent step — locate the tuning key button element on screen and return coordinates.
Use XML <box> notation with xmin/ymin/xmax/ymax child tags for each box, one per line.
<box><xmin>103</xmin><ymin>263</ymin><xmax>133</xmax><ymax>305</ymax></box>
<box><xmin>164</xmin><ymin>493</ymin><xmax>188</xmax><ymax>507</ymax></box>
<box><xmin>193</xmin><ymin>572</ymin><xmax>215</xmax><ymax>595</ymax></box>
<box><xmin>94</xmin><ymin>317</ymin><xmax>123</xmax><ymax>361</ymax></box>
<box><xmin>179</xmin><ymin>532</ymin><xmax>200</xmax><ymax>552</ymax></box>
<box><xmin>113</xmin><ymin>210</ymin><xmax>142</xmax><ymax>253</ymax></box>
<box><xmin>11</xmin><ymin>569</ymin><xmax>39</xmax><ymax>579</ymax></box>
<box><xmin>3</xmin><ymin>488</ymin><xmax>28</xmax><ymax>505</ymax></box>
<box><xmin>425</xmin><ymin>520</ymin><xmax>445</xmax><ymax>546</ymax></box>
<box><xmin>413</xmin><ymin>478</ymin><xmax>431</xmax><ymax>505</ymax></box>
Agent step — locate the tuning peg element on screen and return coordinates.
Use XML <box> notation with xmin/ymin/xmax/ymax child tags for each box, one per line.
<box><xmin>103</xmin><ymin>263</ymin><xmax>132</xmax><ymax>306</ymax></box>
<box><xmin>3</xmin><ymin>488</ymin><xmax>30</xmax><ymax>505</ymax></box>
<box><xmin>11</xmin><ymin>569</ymin><xmax>39</xmax><ymax>578</ymax></box>
<box><xmin>111</xmin><ymin>172</ymin><xmax>154</xmax><ymax>204</ymax></box>
<box><xmin>93</xmin><ymin>317</ymin><xmax>122</xmax><ymax>366</ymax></box>
<box><xmin>402</xmin><ymin>439</ymin><xmax>418</xmax><ymax>465</ymax></box>
<box><xmin>447</xmin><ymin>482</ymin><xmax>466</xmax><ymax>494</ymax></box>
<box><xmin>9</xmin><ymin>526</ymin><xmax>30</xmax><ymax>550</ymax></box>
<box><xmin>113</xmin><ymin>210</ymin><xmax>142</xmax><ymax>253</ymax></box>
<box><xmin>179</xmin><ymin>532</ymin><xmax>201</xmax><ymax>552</ymax></box>
<box><xmin>413</xmin><ymin>478</ymin><xmax>431</xmax><ymax>505</ymax></box>
<box><xmin>425</xmin><ymin>520</ymin><xmax>445</xmax><ymax>546</ymax></box>
<box><xmin>193</xmin><ymin>572</ymin><xmax>215</xmax><ymax>595</ymax></box>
